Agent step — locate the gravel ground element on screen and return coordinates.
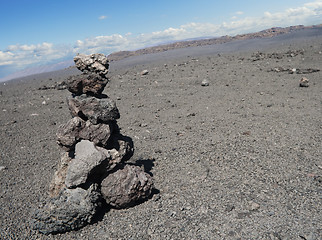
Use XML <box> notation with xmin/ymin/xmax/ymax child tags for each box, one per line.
<box><xmin>0</xmin><ymin>29</ymin><xmax>321</xmax><ymax>239</ymax></box>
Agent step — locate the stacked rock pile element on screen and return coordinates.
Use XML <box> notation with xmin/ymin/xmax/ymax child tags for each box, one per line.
<box><xmin>32</xmin><ymin>53</ymin><xmax>154</xmax><ymax>235</ymax></box>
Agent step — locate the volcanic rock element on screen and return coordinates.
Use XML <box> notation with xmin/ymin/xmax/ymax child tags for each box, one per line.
<box><xmin>32</xmin><ymin>184</ymin><xmax>101</xmax><ymax>235</ymax></box>
<box><xmin>101</xmin><ymin>164</ymin><xmax>154</xmax><ymax>208</ymax></box>
<box><xmin>67</xmin><ymin>73</ymin><xmax>108</xmax><ymax>96</ymax></box>
<box><xmin>74</xmin><ymin>53</ymin><xmax>109</xmax><ymax>76</ymax></box>
<box><xmin>68</xmin><ymin>95</ymin><xmax>120</xmax><ymax>124</ymax></box>
<box><xmin>56</xmin><ymin>117</ymin><xmax>116</xmax><ymax>150</ymax></box>
<box><xmin>106</xmin><ymin>133</ymin><xmax>134</xmax><ymax>162</ymax></box>
<box><xmin>201</xmin><ymin>79</ymin><xmax>209</xmax><ymax>86</ymax></box>
<box><xmin>141</xmin><ymin>69</ymin><xmax>149</xmax><ymax>76</ymax></box>
<box><xmin>32</xmin><ymin>52</ymin><xmax>153</xmax><ymax>235</ymax></box>
<box><xmin>65</xmin><ymin>140</ymin><xmax>126</xmax><ymax>188</ymax></box>
<box><xmin>299</xmin><ymin>77</ymin><xmax>309</xmax><ymax>87</ymax></box>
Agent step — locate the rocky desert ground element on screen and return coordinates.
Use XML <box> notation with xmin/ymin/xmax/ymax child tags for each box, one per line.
<box><xmin>0</xmin><ymin>27</ymin><xmax>321</xmax><ymax>239</ymax></box>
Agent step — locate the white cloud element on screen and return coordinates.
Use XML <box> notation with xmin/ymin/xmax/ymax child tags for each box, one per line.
<box><xmin>74</xmin><ymin>34</ymin><xmax>129</xmax><ymax>54</ymax></box>
<box><xmin>0</xmin><ymin>42</ymin><xmax>71</xmax><ymax>68</ymax></box>
<box><xmin>99</xmin><ymin>15</ymin><xmax>107</xmax><ymax>20</ymax></box>
<box><xmin>1</xmin><ymin>1</ymin><xmax>321</xmax><ymax>76</ymax></box>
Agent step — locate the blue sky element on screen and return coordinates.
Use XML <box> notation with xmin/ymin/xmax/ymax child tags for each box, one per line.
<box><xmin>0</xmin><ymin>0</ymin><xmax>322</xmax><ymax>78</ymax></box>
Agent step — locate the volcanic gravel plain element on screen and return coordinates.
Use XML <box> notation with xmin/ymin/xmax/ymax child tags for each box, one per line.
<box><xmin>0</xmin><ymin>27</ymin><xmax>321</xmax><ymax>239</ymax></box>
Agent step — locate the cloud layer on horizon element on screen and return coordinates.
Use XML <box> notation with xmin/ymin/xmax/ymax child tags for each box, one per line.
<box><xmin>1</xmin><ymin>1</ymin><xmax>321</xmax><ymax>77</ymax></box>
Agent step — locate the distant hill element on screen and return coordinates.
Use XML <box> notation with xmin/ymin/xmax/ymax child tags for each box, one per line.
<box><xmin>108</xmin><ymin>24</ymin><xmax>322</xmax><ymax>61</ymax></box>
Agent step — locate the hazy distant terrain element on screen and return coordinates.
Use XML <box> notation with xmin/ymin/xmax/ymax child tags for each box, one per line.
<box><xmin>108</xmin><ymin>24</ymin><xmax>322</xmax><ymax>61</ymax></box>
<box><xmin>0</xmin><ymin>60</ymin><xmax>74</xmax><ymax>83</ymax></box>
<box><xmin>1</xmin><ymin>24</ymin><xmax>321</xmax><ymax>83</ymax></box>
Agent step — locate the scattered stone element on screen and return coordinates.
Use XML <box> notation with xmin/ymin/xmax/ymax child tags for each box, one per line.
<box><xmin>299</xmin><ymin>77</ymin><xmax>309</xmax><ymax>87</ymax></box>
<box><xmin>296</xmin><ymin>68</ymin><xmax>320</xmax><ymax>74</ymax></box>
<box><xmin>55</xmin><ymin>81</ymin><xmax>67</xmax><ymax>90</ymax></box>
<box><xmin>0</xmin><ymin>166</ymin><xmax>7</xmax><ymax>171</ymax></box>
<box><xmin>141</xmin><ymin>70</ymin><xmax>149</xmax><ymax>76</ymax></box>
<box><xmin>248</xmin><ymin>201</ymin><xmax>260</xmax><ymax>211</ymax></box>
<box><xmin>269</xmin><ymin>67</ymin><xmax>320</xmax><ymax>74</ymax></box>
<box><xmin>101</xmin><ymin>164</ymin><xmax>154</xmax><ymax>208</ymax></box>
<box><xmin>38</xmin><ymin>81</ymin><xmax>67</xmax><ymax>91</ymax></box>
<box><xmin>68</xmin><ymin>95</ymin><xmax>120</xmax><ymax>124</ymax></box>
<box><xmin>31</xmin><ymin>184</ymin><xmax>101</xmax><ymax>235</ymax></box>
<box><xmin>74</xmin><ymin>53</ymin><xmax>109</xmax><ymax>76</ymax></box>
<box><xmin>201</xmin><ymin>79</ymin><xmax>209</xmax><ymax>86</ymax></box>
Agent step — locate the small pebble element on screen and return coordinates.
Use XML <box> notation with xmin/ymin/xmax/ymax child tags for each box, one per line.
<box><xmin>299</xmin><ymin>77</ymin><xmax>309</xmax><ymax>87</ymax></box>
<box><xmin>201</xmin><ymin>79</ymin><xmax>209</xmax><ymax>86</ymax></box>
<box><xmin>0</xmin><ymin>166</ymin><xmax>7</xmax><ymax>171</ymax></box>
<box><xmin>249</xmin><ymin>202</ymin><xmax>260</xmax><ymax>211</ymax></box>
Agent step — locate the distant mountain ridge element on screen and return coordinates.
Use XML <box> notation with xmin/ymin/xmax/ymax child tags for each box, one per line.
<box><xmin>108</xmin><ymin>24</ymin><xmax>322</xmax><ymax>61</ymax></box>
<box><xmin>1</xmin><ymin>24</ymin><xmax>321</xmax><ymax>82</ymax></box>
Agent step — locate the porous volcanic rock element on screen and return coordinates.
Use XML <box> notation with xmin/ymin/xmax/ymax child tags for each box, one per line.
<box><xmin>56</xmin><ymin>117</ymin><xmax>116</xmax><ymax>150</ymax></box>
<box><xmin>74</xmin><ymin>53</ymin><xmax>109</xmax><ymax>76</ymax></box>
<box><xmin>68</xmin><ymin>95</ymin><xmax>120</xmax><ymax>124</ymax></box>
<box><xmin>32</xmin><ymin>184</ymin><xmax>101</xmax><ymax>235</ymax></box>
<box><xmin>66</xmin><ymin>73</ymin><xmax>108</xmax><ymax>96</ymax></box>
<box><xmin>101</xmin><ymin>164</ymin><xmax>154</xmax><ymax>209</ymax></box>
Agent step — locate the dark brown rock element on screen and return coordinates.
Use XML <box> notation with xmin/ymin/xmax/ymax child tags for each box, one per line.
<box><xmin>66</xmin><ymin>73</ymin><xmax>108</xmax><ymax>96</ymax></box>
<box><xmin>56</xmin><ymin>117</ymin><xmax>116</xmax><ymax>150</ymax></box>
<box><xmin>101</xmin><ymin>165</ymin><xmax>154</xmax><ymax>208</ymax></box>
<box><xmin>67</xmin><ymin>95</ymin><xmax>120</xmax><ymax>124</ymax></box>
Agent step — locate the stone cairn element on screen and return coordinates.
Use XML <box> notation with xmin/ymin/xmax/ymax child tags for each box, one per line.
<box><xmin>32</xmin><ymin>53</ymin><xmax>154</xmax><ymax>235</ymax></box>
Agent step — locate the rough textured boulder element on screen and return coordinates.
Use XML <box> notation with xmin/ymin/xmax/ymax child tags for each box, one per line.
<box><xmin>68</xmin><ymin>95</ymin><xmax>120</xmax><ymax>124</ymax></box>
<box><xmin>67</xmin><ymin>73</ymin><xmax>108</xmax><ymax>96</ymax></box>
<box><xmin>32</xmin><ymin>184</ymin><xmax>101</xmax><ymax>235</ymax></box>
<box><xmin>101</xmin><ymin>165</ymin><xmax>154</xmax><ymax>208</ymax></box>
<box><xmin>74</xmin><ymin>53</ymin><xmax>109</xmax><ymax>76</ymax></box>
<box><xmin>56</xmin><ymin>117</ymin><xmax>116</xmax><ymax>150</ymax></box>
